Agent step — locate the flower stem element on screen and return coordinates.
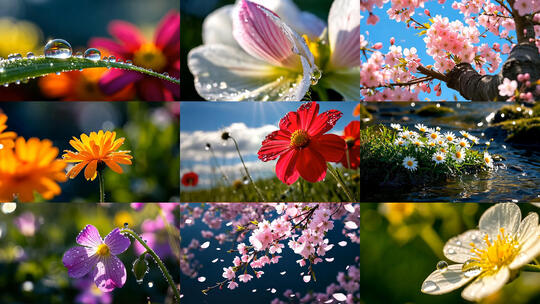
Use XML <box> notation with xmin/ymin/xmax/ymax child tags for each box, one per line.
<box><xmin>230</xmin><ymin>136</ymin><xmax>266</xmax><ymax>202</ymax></box>
<box><xmin>419</xmin><ymin>225</ymin><xmax>445</xmax><ymax>260</ymax></box>
<box><xmin>522</xmin><ymin>264</ymin><xmax>540</xmax><ymax>272</ymax></box>
<box><xmin>121</xmin><ymin>228</ymin><xmax>180</xmax><ymax>303</ymax></box>
<box><xmin>327</xmin><ymin>164</ymin><xmax>354</xmax><ymax>202</ymax></box>
<box><xmin>98</xmin><ymin>169</ymin><xmax>105</xmax><ymax>203</ymax></box>
<box><xmin>300</xmin><ymin>178</ymin><xmax>306</xmax><ymax>202</ymax></box>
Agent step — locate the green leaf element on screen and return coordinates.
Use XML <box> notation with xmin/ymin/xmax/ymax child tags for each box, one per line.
<box><xmin>0</xmin><ymin>57</ymin><xmax>179</xmax><ymax>86</ymax></box>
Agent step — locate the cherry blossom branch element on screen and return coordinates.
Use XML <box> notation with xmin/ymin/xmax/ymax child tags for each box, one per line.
<box><xmin>417</xmin><ymin>65</ymin><xmax>450</xmax><ymax>82</ymax></box>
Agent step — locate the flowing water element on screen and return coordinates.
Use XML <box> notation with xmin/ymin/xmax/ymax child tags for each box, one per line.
<box><xmin>361</xmin><ymin>102</ymin><xmax>540</xmax><ymax>202</ymax></box>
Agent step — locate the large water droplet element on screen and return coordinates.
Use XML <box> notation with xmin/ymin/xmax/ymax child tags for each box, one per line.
<box><xmin>436</xmin><ymin>261</ymin><xmax>448</xmax><ymax>273</ymax></box>
<box><xmin>123</xmin><ymin>222</ymin><xmax>129</xmax><ymax>228</ymax></box>
<box><xmin>44</xmin><ymin>39</ymin><xmax>72</xmax><ymax>59</ymax></box>
<box><xmin>108</xmin><ymin>55</ymin><xmax>116</xmax><ymax>63</ymax></box>
<box><xmin>74</xmin><ymin>51</ymin><xmax>83</xmax><ymax>58</ymax></box>
<box><xmin>421</xmin><ymin>281</ymin><xmax>437</xmax><ymax>293</ymax></box>
<box><xmin>125</xmin><ymin>59</ymin><xmax>133</xmax><ymax>65</ymax></box>
<box><xmin>462</xmin><ymin>260</ymin><xmax>482</xmax><ymax>278</ymax></box>
<box><xmin>310</xmin><ymin>67</ymin><xmax>322</xmax><ymax>85</ymax></box>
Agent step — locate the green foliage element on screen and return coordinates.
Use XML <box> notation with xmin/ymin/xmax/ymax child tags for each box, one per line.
<box><xmin>360</xmin><ymin>125</ymin><xmax>489</xmax><ymax>187</ymax></box>
<box><xmin>495</xmin><ymin>117</ymin><xmax>540</xmax><ymax>145</ymax></box>
<box><xmin>0</xmin><ymin>57</ymin><xmax>179</xmax><ymax>86</ymax></box>
<box><xmin>181</xmin><ymin>169</ymin><xmax>359</xmax><ymax>202</ymax></box>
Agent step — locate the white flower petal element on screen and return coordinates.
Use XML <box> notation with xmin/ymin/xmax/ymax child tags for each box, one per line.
<box><xmin>443</xmin><ymin>230</ymin><xmax>486</xmax><ymax>263</ymax></box>
<box><xmin>321</xmin><ymin>67</ymin><xmax>360</xmax><ymax>100</ymax></box>
<box><xmin>509</xmin><ymin>226</ymin><xmax>540</xmax><ymax>270</ymax></box>
<box><xmin>479</xmin><ymin>203</ymin><xmax>521</xmax><ymax>239</ymax></box>
<box><xmin>327</xmin><ymin>0</ymin><xmax>360</xmax><ymax>69</ymax></box>
<box><xmin>517</xmin><ymin>212</ymin><xmax>539</xmax><ymax>244</ymax></box>
<box><xmin>461</xmin><ymin>267</ymin><xmax>510</xmax><ymax>302</ymax></box>
<box><xmin>202</xmin><ymin>5</ymin><xmax>239</xmax><ymax>48</ymax></box>
<box><xmin>241</xmin><ymin>0</ymin><xmax>325</xmax><ymax>39</ymax></box>
<box><xmin>188</xmin><ymin>45</ymin><xmax>310</xmax><ymax>101</ymax></box>
<box><xmin>421</xmin><ymin>264</ymin><xmax>474</xmax><ymax>295</ymax></box>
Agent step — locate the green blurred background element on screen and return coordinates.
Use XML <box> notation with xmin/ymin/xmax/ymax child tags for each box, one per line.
<box><xmin>360</xmin><ymin>203</ymin><xmax>540</xmax><ymax>304</ymax></box>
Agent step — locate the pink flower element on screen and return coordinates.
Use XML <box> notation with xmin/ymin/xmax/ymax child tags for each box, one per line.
<box><xmin>222</xmin><ymin>267</ymin><xmax>236</xmax><ymax>280</ymax></box>
<box><xmin>238</xmin><ymin>273</ymin><xmax>253</xmax><ymax>283</ymax></box>
<box><xmin>514</xmin><ymin>0</ymin><xmax>534</xmax><ymax>16</ymax></box>
<box><xmin>90</xmin><ymin>11</ymin><xmax>180</xmax><ymax>101</ymax></box>
<box><xmin>62</xmin><ymin>225</ymin><xmax>131</xmax><ymax>292</ymax></box>
<box><xmin>227</xmin><ymin>280</ymin><xmax>239</xmax><ymax>290</ymax></box>
<box><xmin>13</xmin><ymin>212</ymin><xmax>39</xmax><ymax>237</ymax></box>
<box><xmin>498</xmin><ymin>78</ymin><xmax>518</xmax><ymax>97</ymax></box>
<box><xmin>366</xmin><ymin>13</ymin><xmax>379</xmax><ymax>25</ymax></box>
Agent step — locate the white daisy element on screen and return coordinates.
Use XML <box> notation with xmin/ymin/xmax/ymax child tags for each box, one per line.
<box><xmin>483</xmin><ymin>151</ymin><xmax>494</xmax><ymax>168</ymax></box>
<box><xmin>394</xmin><ymin>138</ymin><xmax>408</xmax><ymax>146</ymax></box>
<box><xmin>432</xmin><ymin>151</ymin><xmax>446</xmax><ymax>164</ymax></box>
<box><xmin>415</xmin><ymin>123</ymin><xmax>428</xmax><ymax>133</ymax></box>
<box><xmin>452</xmin><ymin>148</ymin><xmax>465</xmax><ymax>163</ymax></box>
<box><xmin>428</xmin><ymin>131</ymin><xmax>441</xmax><ymax>140</ymax></box>
<box><xmin>459</xmin><ymin>130</ymin><xmax>471</xmax><ymax>139</ymax></box>
<box><xmin>407</xmin><ymin>130</ymin><xmax>419</xmax><ymax>138</ymax></box>
<box><xmin>421</xmin><ymin>203</ymin><xmax>540</xmax><ymax>302</ymax></box>
<box><xmin>426</xmin><ymin>140</ymin><xmax>437</xmax><ymax>147</ymax></box>
<box><xmin>436</xmin><ymin>138</ymin><xmax>448</xmax><ymax>147</ymax></box>
<box><xmin>402</xmin><ymin>156</ymin><xmax>418</xmax><ymax>171</ymax></box>
<box><xmin>397</xmin><ymin>131</ymin><xmax>410</xmax><ymax>140</ymax></box>
<box><xmin>456</xmin><ymin>138</ymin><xmax>470</xmax><ymax>149</ymax></box>
<box><xmin>469</xmin><ymin>135</ymin><xmax>479</xmax><ymax>145</ymax></box>
<box><xmin>412</xmin><ymin>139</ymin><xmax>424</xmax><ymax>148</ymax></box>
<box><xmin>443</xmin><ymin>131</ymin><xmax>456</xmax><ymax>142</ymax></box>
<box><xmin>391</xmin><ymin>123</ymin><xmax>402</xmax><ymax>130</ymax></box>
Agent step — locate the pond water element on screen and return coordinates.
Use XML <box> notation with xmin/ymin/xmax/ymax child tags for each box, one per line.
<box><xmin>361</xmin><ymin>102</ymin><xmax>540</xmax><ymax>203</ymax></box>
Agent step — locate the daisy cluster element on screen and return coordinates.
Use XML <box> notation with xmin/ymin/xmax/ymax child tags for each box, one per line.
<box><xmin>389</xmin><ymin>123</ymin><xmax>494</xmax><ymax>172</ymax></box>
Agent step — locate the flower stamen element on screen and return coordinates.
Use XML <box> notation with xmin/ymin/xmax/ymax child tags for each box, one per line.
<box><xmin>290</xmin><ymin>129</ymin><xmax>310</xmax><ymax>148</ymax></box>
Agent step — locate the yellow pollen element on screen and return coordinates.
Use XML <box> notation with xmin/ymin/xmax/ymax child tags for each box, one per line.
<box><xmin>468</xmin><ymin>228</ymin><xmax>520</xmax><ymax>274</ymax></box>
<box><xmin>485</xmin><ymin>157</ymin><xmax>491</xmax><ymax>163</ymax></box>
<box><xmin>447</xmin><ymin>136</ymin><xmax>453</xmax><ymax>141</ymax></box>
<box><xmin>407</xmin><ymin>160</ymin><xmax>413</xmax><ymax>166</ymax></box>
<box><xmin>456</xmin><ymin>152</ymin><xmax>462</xmax><ymax>158</ymax></box>
<box><xmin>302</xmin><ymin>35</ymin><xmax>320</xmax><ymax>64</ymax></box>
<box><xmin>460</xmin><ymin>142</ymin><xmax>466</xmax><ymax>147</ymax></box>
<box><xmin>431</xmin><ymin>133</ymin><xmax>437</xmax><ymax>139</ymax></box>
<box><xmin>290</xmin><ymin>129</ymin><xmax>310</xmax><ymax>148</ymax></box>
<box><xmin>437</xmin><ymin>156</ymin><xmax>443</xmax><ymax>160</ymax></box>
<box><xmin>96</xmin><ymin>243</ymin><xmax>110</xmax><ymax>257</ymax></box>
<box><xmin>133</xmin><ymin>43</ymin><xmax>167</xmax><ymax>72</ymax></box>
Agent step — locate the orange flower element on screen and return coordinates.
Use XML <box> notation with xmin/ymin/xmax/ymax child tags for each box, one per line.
<box><xmin>63</xmin><ymin>130</ymin><xmax>133</xmax><ymax>181</ymax></box>
<box><xmin>0</xmin><ymin>137</ymin><xmax>67</xmax><ymax>202</ymax></box>
<box><xmin>353</xmin><ymin>103</ymin><xmax>361</xmax><ymax>116</ymax></box>
<box><xmin>0</xmin><ymin>113</ymin><xmax>17</xmax><ymax>150</ymax></box>
<box><xmin>39</xmin><ymin>68</ymin><xmax>134</xmax><ymax>101</ymax></box>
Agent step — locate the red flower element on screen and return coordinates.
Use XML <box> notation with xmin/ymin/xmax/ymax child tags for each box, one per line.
<box><xmin>339</xmin><ymin>120</ymin><xmax>360</xmax><ymax>169</ymax></box>
<box><xmin>181</xmin><ymin>172</ymin><xmax>199</xmax><ymax>187</ymax></box>
<box><xmin>258</xmin><ymin>102</ymin><xmax>345</xmax><ymax>185</ymax></box>
<box><xmin>90</xmin><ymin>10</ymin><xmax>180</xmax><ymax>101</ymax></box>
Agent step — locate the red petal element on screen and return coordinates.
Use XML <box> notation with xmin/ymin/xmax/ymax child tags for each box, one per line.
<box><xmin>312</xmin><ymin>134</ymin><xmax>346</xmax><ymax>162</ymax></box>
<box><xmin>109</xmin><ymin>21</ymin><xmax>145</xmax><ymax>52</ymax></box>
<box><xmin>297</xmin><ymin>102</ymin><xmax>320</xmax><ymax>131</ymax></box>
<box><xmin>296</xmin><ymin>146</ymin><xmax>327</xmax><ymax>183</ymax></box>
<box><xmin>154</xmin><ymin>10</ymin><xmax>180</xmax><ymax>56</ymax></box>
<box><xmin>89</xmin><ymin>38</ymin><xmax>130</xmax><ymax>58</ymax></box>
<box><xmin>279</xmin><ymin>111</ymin><xmax>301</xmax><ymax>134</ymax></box>
<box><xmin>258</xmin><ymin>130</ymin><xmax>291</xmax><ymax>161</ymax></box>
<box><xmin>276</xmin><ymin>149</ymin><xmax>300</xmax><ymax>185</ymax></box>
<box><xmin>344</xmin><ymin>120</ymin><xmax>360</xmax><ymax>139</ymax></box>
<box><xmin>340</xmin><ymin>146</ymin><xmax>360</xmax><ymax>169</ymax></box>
<box><xmin>307</xmin><ymin>109</ymin><xmax>343</xmax><ymax>137</ymax></box>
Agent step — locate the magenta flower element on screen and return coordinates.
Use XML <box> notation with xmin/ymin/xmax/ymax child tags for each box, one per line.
<box><xmin>90</xmin><ymin>11</ymin><xmax>180</xmax><ymax>101</ymax></box>
<box><xmin>63</xmin><ymin>225</ymin><xmax>131</xmax><ymax>292</ymax></box>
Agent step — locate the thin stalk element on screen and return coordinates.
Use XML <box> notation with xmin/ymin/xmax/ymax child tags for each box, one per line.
<box><xmin>522</xmin><ymin>264</ymin><xmax>540</xmax><ymax>272</ymax></box>
<box><xmin>345</xmin><ymin>147</ymin><xmax>352</xmax><ymax>170</ymax></box>
<box><xmin>419</xmin><ymin>225</ymin><xmax>445</xmax><ymax>260</ymax></box>
<box><xmin>98</xmin><ymin>169</ymin><xmax>105</xmax><ymax>203</ymax></box>
<box><xmin>229</xmin><ymin>136</ymin><xmax>266</xmax><ymax>202</ymax></box>
<box><xmin>121</xmin><ymin>228</ymin><xmax>180</xmax><ymax>304</ymax></box>
<box><xmin>300</xmin><ymin>178</ymin><xmax>306</xmax><ymax>202</ymax></box>
<box><xmin>327</xmin><ymin>164</ymin><xmax>354</xmax><ymax>202</ymax></box>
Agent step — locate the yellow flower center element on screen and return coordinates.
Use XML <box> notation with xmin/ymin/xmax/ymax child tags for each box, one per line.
<box><xmin>460</xmin><ymin>142</ymin><xmax>466</xmax><ymax>147</ymax></box>
<box><xmin>290</xmin><ymin>129</ymin><xmax>310</xmax><ymax>148</ymax></box>
<box><xmin>302</xmin><ymin>35</ymin><xmax>320</xmax><ymax>66</ymax></box>
<box><xmin>430</xmin><ymin>133</ymin><xmax>437</xmax><ymax>139</ymax></box>
<box><xmin>407</xmin><ymin>160</ymin><xmax>413</xmax><ymax>166</ymax></box>
<box><xmin>456</xmin><ymin>151</ymin><xmax>462</xmax><ymax>158</ymax></box>
<box><xmin>468</xmin><ymin>228</ymin><xmax>520</xmax><ymax>274</ymax></box>
<box><xmin>133</xmin><ymin>43</ymin><xmax>167</xmax><ymax>72</ymax></box>
<box><xmin>485</xmin><ymin>157</ymin><xmax>491</xmax><ymax>164</ymax></box>
<box><xmin>436</xmin><ymin>155</ymin><xmax>443</xmax><ymax>161</ymax></box>
<box><xmin>345</xmin><ymin>136</ymin><xmax>355</xmax><ymax>148</ymax></box>
<box><xmin>96</xmin><ymin>243</ymin><xmax>110</xmax><ymax>257</ymax></box>
<box><xmin>415</xmin><ymin>141</ymin><xmax>421</xmax><ymax>146</ymax></box>
<box><xmin>447</xmin><ymin>136</ymin><xmax>453</xmax><ymax>141</ymax></box>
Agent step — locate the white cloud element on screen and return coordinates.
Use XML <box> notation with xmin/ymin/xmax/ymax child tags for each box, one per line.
<box><xmin>180</xmin><ymin>122</ymin><xmax>278</xmax><ymax>162</ymax></box>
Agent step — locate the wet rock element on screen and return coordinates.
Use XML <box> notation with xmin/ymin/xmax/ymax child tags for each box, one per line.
<box><xmin>415</xmin><ymin>105</ymin><xmax>454</xmax><ymax>117</ymax></box>
<box><xmin>491</xmin><ymin>105</ymin><xmax>534</xmax><ymax>123</ymax></box>
<box><xmin>485</xmin><ymin>117</ymin><xmax>540</xmax><ymax>147</ymax></box>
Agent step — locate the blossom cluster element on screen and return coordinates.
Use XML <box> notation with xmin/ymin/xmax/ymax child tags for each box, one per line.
<box><xmin>389</xmin><ymin>123</ymin><xmax>494</xmax><ymax>172</ymax></box>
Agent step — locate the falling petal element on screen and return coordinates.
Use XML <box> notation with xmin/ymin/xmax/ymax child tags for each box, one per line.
<box><xmin>333</xmin><ymin>293</ymin><xmax>347</xmax><ymax>301</ymax></box>
<box><xmin>344</xmin><ymin>204</ymin><xmax>355</xmax><ymax>213</ymax></box>
<box><xmin>198</xmin><ymin>276</ymin><xmax>206</xmax><ymax>282</ymax></box>
<box><xmin>344</xmin><ymin>221</ymin><xmax>358</xmax><ymax>230</ymax></box>
<box><xmin>338</xmin><ymin>241</ymin><xmax>347</xmax><ymax>247</ymax></box>
<box><xmin>303</xmin><ymin>275</ymin><xmax>311</xmax><ymax>283</ymax></box>
<box><xmin>201</xmin><ymin>241</ymin><xmax>210</xmax><ymax>249</ymax></box>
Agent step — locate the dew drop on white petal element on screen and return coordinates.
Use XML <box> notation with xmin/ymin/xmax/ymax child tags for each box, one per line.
<box><xmin>332</xmin><ymin>293</ymin><xmax>347</xmax><ymax>301</ymax></box>
<box><xmin>344</xmin><ymin>221</ymin><xmax>358</xmax><ymax>230</ymax></box>
<box><xmin>198</xmin><ymin>276</ymin><xmax>206</xmax><ymax>282</ymax></box>
<box><xmin>200</xmin><ymin>241</ymin><xmax>210</xmax><ymax>249</ymax></box>
<box><xmin>1</xmin><ymin>203</ymin><xmax>17</xmax><ymax>214</ymax></box>
<box><xmin>436</xmin><ymin>261</ymin><xmax>448</xmax><ymax>273</ymax></box>
<box><xmin>338</xmin><ymin>241</ymin><xmax>347</xmax><ymax>247</ymax></box>
<box><xmin>421</xmin><ymin>281</ymin><xmax>437</xmax><ymax>293</ymax></box>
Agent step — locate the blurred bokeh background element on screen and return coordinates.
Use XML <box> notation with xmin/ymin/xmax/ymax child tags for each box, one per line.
<box><xmin>0</xmin><ymin>0</ymin><xmax>179</xmax><ymax>100</ymax></box>
<box><xmin>0</xmin><ymin>202</ymin><xmax>179</xmax><ymax>304</ymax></box>
<box><xmin>0</xmin><ymin>102</ymin><xmax>180</xmax><ymax>202</ymax></box>
<box><xmin>360</xmin><ymin>203</ymin><xmax>540</xmax><ymax>304</ymax></box>
<box><xmin>180</xmin><ymin>0</ymin><xmax>333</xmax><ymax>100</ymax></box>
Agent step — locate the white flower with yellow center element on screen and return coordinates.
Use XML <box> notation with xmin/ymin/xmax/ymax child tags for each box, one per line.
<box><xmin>391</xmin><ymin>123</ymin><xmax>402</xmax><ymax>131</ymax></box>
<box><xmin>457</xmin><ymin>138</ymin><xmax>470</xmax><ymax>149</ymax></box>
<box><xmin>432</xmin><ymin>151</ymin><xmax>446</xmax><ymax>164</ymax></box>
<box><xmin>436</xmin><ymin>138</ymin><xmax>448</xmax><ymax>147</ymax></box>
<box><xmin>402</xmin><ymin>156</ymin><xmax>418</xmax><ymax>171</ymax></box>
<box><xmin>427</xmin><ymin>139</ymin><xmax>437</xmax><ymax>147</ymax></box>
<box><xmin>397</xmin><ymin>131</ymin><xmax>410</xmax><ymax>140</ymax></box>
<box><xmin>459</xmin><ymin>130</ymin><xmax>471</xmax><ymax>139</ymax></box>
<box><xmin>443</xmin><ymin>131</ymin><xmax>456</xmax><ymax>143</ymax></box>
<box><xmin>408</xmin><ymin>130</ymin><xmax>419</xmax><ymax>138</ymax></box>
<box><xmin>415</xmin><ymin>123</ymin><xmax>428</xmax><ymax>133</ymax></box>
<box><xmin>428</xmin><ymin>131</ymin><xmax>441</xmax><ymax>140</ymax></box>
<box><xmin>394</xmin><ymin>138</ymin><xmax>408</xmax><ymax>146</ymax></box>
<box><xmin>421</xmin><ymin>203</ymin><xmax>540</xmax><ymax>302</ymax></box>
<box><xmin>483</xmin><ymin>151</ymin><xmax>494</xmax><ymax>168</ymax></box>
<box><xmin>412</xmin><ymin>139</ymin><xmax>424</xmax><ymax>148</ymax></box>
<box><xmin>452</xmin><ymin>148</ymin><xmax>465</xmax><ymax>163</ymax></box>
<box><xmin>469</xmin><ymin>135</ymin><xmax>479</xmax><ymax>145</ymax></box>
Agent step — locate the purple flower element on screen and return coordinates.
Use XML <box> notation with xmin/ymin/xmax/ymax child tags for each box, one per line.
<box><xmin>74</xmin><ymin>276</ymin><xmax>113</xmax><ymax>304</ymax></box>
<box><xmin>63</xmin><ymin>225</ymin><xmax>131</xmax><ymax>292</ymax></box>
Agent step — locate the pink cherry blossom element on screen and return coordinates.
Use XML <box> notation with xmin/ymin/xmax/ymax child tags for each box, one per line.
<box><xmin>498</xmin><ymin>78</ymin><xmax>518</xmax><ymax>97</ymax></box>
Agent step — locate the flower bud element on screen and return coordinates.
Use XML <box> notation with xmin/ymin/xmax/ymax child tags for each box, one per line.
<box><xmin>132</xmin><ymin>255</ymin><xmax>149</xmax><ymax>283</ymax></box>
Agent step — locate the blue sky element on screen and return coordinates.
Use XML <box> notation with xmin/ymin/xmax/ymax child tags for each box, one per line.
<box><xmin>360</xmin><ymin>1</ymin><xmax>514</xmax><ymax>101</ymax></box>
<box><xmin>180</xmin><ymin>102</ymin><xmax>359</xmax><ymax>188</ymax></box>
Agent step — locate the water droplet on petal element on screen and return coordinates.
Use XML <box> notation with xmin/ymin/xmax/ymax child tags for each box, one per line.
<box><xmin>462</xmin><ymin>260</ymin><xmax>482</xmax><ymax>278</ymax></box>
<box><xmin>123</xmin><ymin>223</ymin><xmax>128</xmax><ymax>228</ymax></box>
<box><xmin>84</xmin><ymin>48</ymin><xmax>101</xmax><ymax>61</ymax></box>
<box><xmin>421</xmin><ymin>281</ymin><xmax>437</xmax><ymax>293</ymax></box>
<box><xmin>108</xmin><ymin>55</ymin><xmax>116</xmax><ymax>63</ymax></box>
<box><xmin>44</xmin><ymin>39</ymin><xmax>72</xmax><ymax>59</ymax></box>
<box><xmin>436</xmin><ymin>261</ymin><xmax>448</xmax><ymax>272</ymax></box>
